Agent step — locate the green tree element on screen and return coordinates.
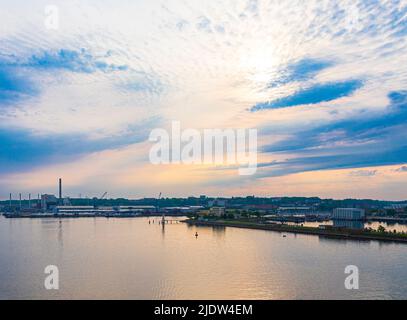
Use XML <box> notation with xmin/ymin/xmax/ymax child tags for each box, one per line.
<box><xmin>377</xmin><ymin>225</ymin><xmax>386</xmax><ymax>233</ymax></box>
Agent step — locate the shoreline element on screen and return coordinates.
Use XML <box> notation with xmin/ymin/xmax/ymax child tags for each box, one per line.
<box><xmin>185</xmin><ymin>219</ymin><xmax>407</xmax><ymax>244</ymax></box>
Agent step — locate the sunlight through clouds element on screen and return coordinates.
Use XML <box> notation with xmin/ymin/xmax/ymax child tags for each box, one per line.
<box><xmin>1</xmin><ymin>0</ymin><xmax>407</xmax><ymax>199</ymax></box>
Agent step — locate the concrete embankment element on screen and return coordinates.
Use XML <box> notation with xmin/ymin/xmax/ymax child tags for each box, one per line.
<box><xmin>185</xmin><ymin>220</ymin><xmax>407</xmax><ymax>244</ymax></box>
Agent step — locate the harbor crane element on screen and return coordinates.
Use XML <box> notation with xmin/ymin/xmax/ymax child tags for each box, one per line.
<box><xmin>93</xmin><ymin>192</ymin><xmax>107</xmax><ymax>208</ymax></box>
<box><xmin>157</xmin><ymin>192</ymin><xmax>162</xmax><ymax>212</ymax></box>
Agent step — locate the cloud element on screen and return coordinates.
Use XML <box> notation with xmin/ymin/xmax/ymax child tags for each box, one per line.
<box><xmin>0</xmin><ymin>118</ymin><xmax>158</xmax><ymax>174</ymax></box>
<box><xmin>1</xmin><ymin>0</ymin><xmax>407</xmax><ymax>198</ymax></box>
<box><xmin>252</xmin><ymin>80</ymin><xmax>363</xmax><ymax>110</ymax></box>
<box><xmin>349</xmin><ymin>170</ymin><xmax>377</xmax><ymax>177</ymax></box>
<box><xmin>245</xmin><ymin>0</ymin><xmax>258</xmax><ymax>13</ymax></box>
<box><xmin>176</xmin><ymin>19</ymin><xmax>189</xmax><ymax>31</ymax></box>
<box><xmin>0</xmin><ymin>66</ymin><xmax>38</xmax><ymax>105</ymax></box>
<box><xmin>196</xmin><ymin>16</ymin><xmax>212</xmax><ymax>32</ymax></box>
<box><xmin>396</xmin><ymin>166</ymin><xmax>407</xmax><ymax>172</ymax></box>
<box><xmin>259</xmin><ymin>90</ymin><xmax>407</xmax><ymax>177</ymax></box>
<box><xmin>0</xmin><ymin>48</ymin><xmax>162</xmax><ymax>137</ymax></box>
<box><xmin>118</xmin><ymin>70</ymin><xmax>163</xmax><ymax>95</ymax></box>
<box><xmin>0</xmin><ymin>48</ymin><xmax>128</xmax><ymax>107</ymax></box>
<box><xmin>23</xmin><ymin>49</ymin><xmax>128</xmax><ymax>73</ymax></box>
<box><xmin>268</xmin><ymin>58</ymin><xmax>334</xmax><ymax>88</ymax></box>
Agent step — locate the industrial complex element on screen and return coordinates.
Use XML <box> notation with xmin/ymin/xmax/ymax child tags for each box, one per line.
<box><xmin>1</xmin><ymin>179</ymin><xmax>187</xmax><ymax>218</ymax></box>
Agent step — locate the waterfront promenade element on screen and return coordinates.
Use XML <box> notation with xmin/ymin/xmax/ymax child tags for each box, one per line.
<box><xmin>185</xmin><ymin>219</ymin><xmax>407</xmax><ymax>244</ymax></box>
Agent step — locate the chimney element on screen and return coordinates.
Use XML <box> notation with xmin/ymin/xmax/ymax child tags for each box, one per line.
<box><xmin>59</xmin><ymin>178</ymin><xmax>62</xmax><ymax>203</ymax></box>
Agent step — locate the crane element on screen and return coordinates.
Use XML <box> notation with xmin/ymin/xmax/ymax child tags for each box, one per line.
<box><xmin>157</xmin><ymin>192</ymin><xmax>162</xmax><ymax>212</ymax></box>
<box><xmin>157</xmin><ymin>192</ymin><xmax>165</xmax><ymax>224</ymax></box>
<box><xmin>93</xmin><ymin>192</ymin><xmax>107</xmax><ymax>208</ymax></box>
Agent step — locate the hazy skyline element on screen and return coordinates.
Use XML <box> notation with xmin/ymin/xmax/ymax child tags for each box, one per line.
<box><xmin>1</xmin><ymin>0</ymin><xmax>407</xmax><ymax>200</ymax></box>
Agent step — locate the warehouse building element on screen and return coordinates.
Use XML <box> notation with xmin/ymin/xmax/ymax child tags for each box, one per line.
<box><xmin>333</xmin><ymin>208</ymin><xmax>365</xmax><ymax>221</ymax></box>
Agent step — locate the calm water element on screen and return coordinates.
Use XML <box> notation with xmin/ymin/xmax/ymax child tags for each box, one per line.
<box><xmin>0</xmin><ymin>216</ymin><xmax>406</xmax><ymax>300</ymax></box>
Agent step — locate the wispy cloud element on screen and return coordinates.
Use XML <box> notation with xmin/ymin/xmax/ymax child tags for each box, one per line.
<box><xmin>1</xmin><ymin>0</ymin><xmax>407</xmax><ymax>198</ymax></box>
<box><xmin>0</xmin><ymin>118</ymin><xmax>158</xmax><ymax>174</ymax></box>
<box><xmin>258</xmin><ymin>90</ymin><xmax>407</xmax><ymax>177</ymax></box>
<box><xmin>349</xmin><ymin>170</ymin><xmax>377</xmax><ymax>177</ymax></box>
<box><xmin>252</xmin><ymin>80</ymin><xmax>363</xmax><ymax>110</ymax></box>
<box><xmin>0</xmin><ymin>66</ymin><xmax>38</xmax><ymax>105</ymax></box>
<box><xmin>23</xmin><ymin>49</ymin><xmax>128</xmax><ymax>73</ymax></box>
<box><xmin>396</xmin><ymin>166</ymin><xmax>407</xmax><ymax>172</ymax></box>
<box><xmin>0</xmin><ymin>48</ymin><xmax>128</xmax><ymax>107</ymax></box>
<box><xmin>1</xmin><ymin>49</ymin><xmax>128</xmax><ymax>74</ymax></box>
<box><xmin>268</xmin><ymin>58</ymin><xmax>334</xmax><ymax>88</ymax></box>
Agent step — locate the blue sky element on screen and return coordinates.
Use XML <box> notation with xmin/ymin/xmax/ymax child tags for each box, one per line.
<box><xmin>1</xmin><ymin>0</ymin><xmax>407</xmax><ymax>199</ymax></box>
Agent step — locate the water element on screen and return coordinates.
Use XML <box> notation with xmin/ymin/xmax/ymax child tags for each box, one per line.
<box><xmin>0</xmin><ymin>216</ymin><xmax>406</xmax><ymax>300</ymax></box>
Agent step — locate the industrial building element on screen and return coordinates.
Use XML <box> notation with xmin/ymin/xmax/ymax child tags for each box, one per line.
<box><xmin>210</xmin><ymin>207</ymin><xmax>225</xmax><ymax>217</ymax></box>
<box><xmin>196</xmin><ymin>207</ymin><xmax>225</xmax><ymax>218</ymax></box>
<box><xmin>277</xmin><ymin>207</ymin><xmax>315</xmax><ymax>216</ymax></box>
<box><xmin>53</xmin><ymin>206</ymin><xmax>115</xmax><ymax>215</ymax></box>
<box><xmin>333</xmin><ymin>208</ymin><xmax>365</xmax><ymax>221</ymax></box>
<box><xmin>116</xmin><ymin>206</ymin><xmax>156</xmax><ymax>214</ymax></box>
<box><xmin>41</xmin><ymin>194</ymin><xmax>58</xmax><ymax>211</ymax></box>
<box><xmin>208</xmin><ymin>199</ymin><xmax>227</xmax><ymax>207</ymax></box>
<box><xmin>162</xmin><ymin>206</ymin><xmax>203</xmax><ymax>214</ymax></box>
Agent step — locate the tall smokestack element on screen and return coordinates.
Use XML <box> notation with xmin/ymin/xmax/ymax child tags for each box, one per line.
<box><xmin>59</xmin><ymin>178</ymin><xmax>62</xmax><ymax>204</ymax></box>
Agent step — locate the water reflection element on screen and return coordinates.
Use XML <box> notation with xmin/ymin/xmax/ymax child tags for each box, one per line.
<box><xmin>161</xmin><ymin>220</ymin><xmax>165</xmax><ymax>238</ymax></box>
<box><xmin>211</xmin><ymin>226</ymin><xmax>226</xmax><ymax>239</ymax></box>
<box><xmin>0</xmin><ymin>216</ymin><xmax>406</xmax><ymax>300</ymax></box>
<box><xmin>58</xmin><ymin>220</ymin><xmax>63</xmax><ymax>248</ymax></box>
<box><xmin>318</xmin><ymin>236</ymin><xmax>354</xmax><ymax>245</ymax></box>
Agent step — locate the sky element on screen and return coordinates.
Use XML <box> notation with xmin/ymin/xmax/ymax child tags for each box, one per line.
<box><xmin>1</xmin><ymin>0</ymin><xmax>407</xmax><ymax>200</ymax></box>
